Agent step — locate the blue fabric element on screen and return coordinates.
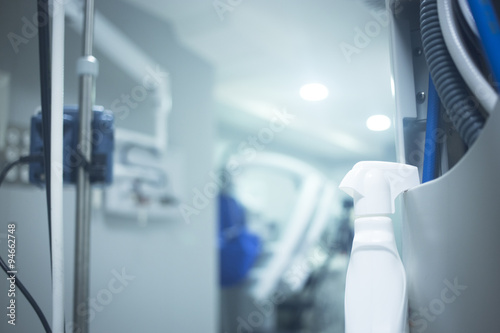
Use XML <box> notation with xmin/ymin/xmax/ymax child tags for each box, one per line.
<box><xmin>218</xmin><ymin>194</ymin><xmax>261</xmax><ymax>287</ymax></box>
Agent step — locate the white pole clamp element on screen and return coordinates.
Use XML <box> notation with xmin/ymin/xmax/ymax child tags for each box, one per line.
<box><xmin>76</xmin><ymin>55</ymin><xmax>99</xmax><ymax>77</ymax></box>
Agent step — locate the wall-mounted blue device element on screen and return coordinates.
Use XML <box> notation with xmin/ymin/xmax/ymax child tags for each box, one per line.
<box><xmin>29</xmin><ymin>105</ymin><xmax>114</xmax><ymax>185</ymax></box>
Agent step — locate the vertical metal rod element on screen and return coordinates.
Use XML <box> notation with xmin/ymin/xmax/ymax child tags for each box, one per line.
<box><xmin>73</xmin><ymin>0</ymin><xmax>96</xmax><ymax>332</ymax></box>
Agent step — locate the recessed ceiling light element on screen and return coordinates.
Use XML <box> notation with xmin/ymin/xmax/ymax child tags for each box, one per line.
<box><xmin>366</xmin><ymin>115</ymin><xmax>391</xmax><ymax>131</ymax></box>
<box><xmin>300</xmin><ymin>83</ymin><xmax>328</xmax><ymax>101</ymax></box>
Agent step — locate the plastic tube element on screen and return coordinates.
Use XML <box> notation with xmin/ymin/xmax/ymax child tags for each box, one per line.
<box><xmin>420</xmin><ymin>0</ymin><xmax>485</xmax><ymax>147</ymax></box>
<box><xmin>50</xmin><ymin>0</ymin><xmax>65</xmax><ymax>332</ymax></box>
<box><xmin>438</xmin><ymin>0</ymin><xmax>498</xmax><ymax>114</ymax></box>
<box><xmin>423</xmin><ymin>77</ymin><xmax>440</xmax><ymax>183</ymax></box>
<box><xmin>467</xmin><ymin>0</ymin><xmax>500</xmax><ymax>89</ymax></box>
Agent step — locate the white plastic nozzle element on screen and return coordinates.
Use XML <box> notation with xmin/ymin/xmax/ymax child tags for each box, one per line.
<box><xmin>339</xmin><ymin>161</ymin><xmax>419</xmax><ymax>217</ymax></box>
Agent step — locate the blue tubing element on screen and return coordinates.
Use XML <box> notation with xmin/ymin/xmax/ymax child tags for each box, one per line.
<box><xmin>467</xmin><ymin>0</ymin><xmax>500</xmax><ymax>91</ymax></box>
<box><xmin>423</xmin><ymin>76</ymin><xmax>440</xmax><ymax>183</ymax></box>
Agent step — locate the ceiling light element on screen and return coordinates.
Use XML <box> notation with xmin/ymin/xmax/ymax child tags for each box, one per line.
<box><xmin>300</xmin><ymin>83</ymin><xmax>328</xmax><ymax>101</ymax></box>
<box><xmin>366</xmin><ymin>115</ymin><xmax>391</xmax><ymax>131</ymax></box>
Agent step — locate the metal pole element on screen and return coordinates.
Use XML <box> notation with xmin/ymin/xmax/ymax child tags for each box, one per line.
<box><xmin>74</xmin><ymin>0</ymin><xmax>96</xmax><ymax>332</ymax></box>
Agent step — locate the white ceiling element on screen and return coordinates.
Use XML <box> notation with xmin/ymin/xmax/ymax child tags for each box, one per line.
<box><xmin>122</xmin><ymin>0</ymin><xmax>396</xmax><ymax>161</ymax></box>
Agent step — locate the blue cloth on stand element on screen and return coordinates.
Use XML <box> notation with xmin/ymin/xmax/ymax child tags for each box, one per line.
<box><xmin>218</xmin><ymin>194</ymin><xmax>261</xmax><ymax>287</ymax></box>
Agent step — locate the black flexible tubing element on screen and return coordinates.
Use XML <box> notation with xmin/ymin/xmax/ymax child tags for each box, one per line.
<box><xmin>0</xmin><ymin>155</ymin><xmax>43</xmax><ymax>185</ymax></box>
<box><xmin>420</xmin><ymin>0</ymin><xmax>485</xmax><ymax>147</ymax></box>
<box><xmin>0</xmin><ymin>258</ymin><xmax>52</xmax><ymax>333</ymax></box>
<box><xmin>0</xmin><ymin>155</ymin><xmax>51</xmax><ymax>333</ymax></box>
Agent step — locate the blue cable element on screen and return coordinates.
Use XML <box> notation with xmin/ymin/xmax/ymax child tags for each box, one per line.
<box><xmin>467</xmin><ymin>0</ymin><xmax>500</xmax><ymax>91</ymax></box>
<box><xmin>422</xmin><ymin>76</ymin><xmax>440</xmax><ymax>183</ymax></box>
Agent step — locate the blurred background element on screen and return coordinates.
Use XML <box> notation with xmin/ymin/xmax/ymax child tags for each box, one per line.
<box><xmin>0</xmin><ymin>0</ymin><xmax>396</xmax><ymax>332</ymax></box>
